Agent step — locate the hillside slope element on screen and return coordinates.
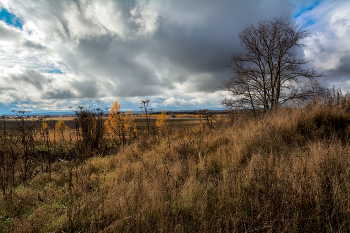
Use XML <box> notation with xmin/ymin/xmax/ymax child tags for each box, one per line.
<box><xmin>2</xmin><ymin>102</ymin><xmax>350</xmax><ymax>232</ymax></box>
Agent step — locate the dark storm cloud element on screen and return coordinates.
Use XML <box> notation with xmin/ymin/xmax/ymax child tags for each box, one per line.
<box><xmin>0</xmin><ymin>21</ymin><xmax>20</xmax><ymax>39</ymax></box>
<box><xmin>71</xmin><ymin>79</ymin><xmax>100</xmax><ymax>98</ymax></box>
<box><xmin>10</xmin><ymin>69</ymin><xmax>47</xmax><ymax>90</ymax></box>
<box><xmin>23</xmin><ymin>40</ymin><xmax>46</xmax><ymax>50</ymax></box>
<box><xmin>71</xmin><ymin>35</ymin><xmax>163</xmax><ymax>95</ymax></box>
<box><xmin>44</xmin><ymin>90</ymin><xmax>75</xmax><ymax>99</ymax></box>
<box><xmin>149</xmin><ymin>0</ymin><xmax>295</xmax><ymax>71</ymax></box>
<box><xmin>21</xmin><ymin>0</ymin><xmax>300</xmax><ymax>98</ymax></box>
<box><xmin>327</xmin><ymin>55</ymin><xmax>350</xmax><ymax>78</ymax></box>
<box><xmin>0</xmin><ymin>87</ymin><xmax>16</xmax><ymax>91</ymax></box>
<box><xmin>58</xmin><ymin>0</ymin><xmax>299</xmax><ymax>97</ymax></box>
<box><xmin>184</xmin><ymin>70</ymin><xmax>230</xmax><ymax>93</ymax></box>
<box><xmin>2</xmin><ymin>0</ymin><xmax>340</xmax><ymax>113</ymax></box>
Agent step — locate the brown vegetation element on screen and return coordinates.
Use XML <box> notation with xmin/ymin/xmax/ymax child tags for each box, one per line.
<box><xmin>1</xmin><ymin>92</ymin><xmax>350</xmax><ymax>232</ymax></box>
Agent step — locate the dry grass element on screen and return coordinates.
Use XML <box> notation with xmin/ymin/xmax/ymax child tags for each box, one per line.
<box><xmin>0</xmin><ymin>117</ymin><xmax>201</xmax><ymax>132</ymax></box>
<box><xmin>1</xmin><ymin>96</ymin><xmax>350</xmax><ymax>232</ymax></box>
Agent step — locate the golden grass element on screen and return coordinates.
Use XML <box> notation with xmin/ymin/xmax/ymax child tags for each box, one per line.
<box><xmin>1</xmin><ymin>117</ymin><xmax>201</xmax><ymax>133</ymax></box>
<box><xmin>1</xmin><ymin>102</ymin><xmax>350</xmax><ymax>232</ymax></box>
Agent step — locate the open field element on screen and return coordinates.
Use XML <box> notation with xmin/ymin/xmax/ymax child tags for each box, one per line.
<box><xmin>0</xmin><ymin>117</ymin><xmax>202</xmax><ymax>132</ymax></box>
<box><xmin>1</xmin><ymin>95</ymin><xmax>350</xmax><ymax>232</ymax></box>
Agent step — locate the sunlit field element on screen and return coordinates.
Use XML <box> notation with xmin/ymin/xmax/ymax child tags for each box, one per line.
<box><xmin>1</xmin><ymin>116</ymin><xmax>202</xmax><ymax>131</ymax></box>
<box><xmin>1</xmin><ymin>92</ymin><xmax>350</xmax><ymax>232</ymax></box>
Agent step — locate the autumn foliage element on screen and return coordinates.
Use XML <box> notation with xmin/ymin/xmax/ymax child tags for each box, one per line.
<box><xmin>104</xmin><ymin>101</ymin><xmax>122</xmax><ymax>136</ymax></box>
<box><xmin>124</xmin><ymin>110</ymin><xmax>138</xmax><ymax>138</ymax></box>
<box><xmin>104</xmin><ymin>101</ymin><xmax>138</xmax><ymax>142</ymax></box>
<box><xmin>40</xmin><ymin>122</ymin><xmax>49</xmax><ymax>136</ymax></box>
<box><xmin>156</xmin><ymin>110</ymin><xmax>169</xmax><ymax>134</ymax></box>
<box><xmin>54</xmin><ymin>120</ymin><xmax>69</xmax><ymax>139</ymax></box>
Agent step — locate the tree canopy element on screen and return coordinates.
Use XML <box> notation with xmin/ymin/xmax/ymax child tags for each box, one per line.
<box><xmin>221</xmin><ymin>17</ymin><xmax>324</xmax><ymax>113</ymax></box>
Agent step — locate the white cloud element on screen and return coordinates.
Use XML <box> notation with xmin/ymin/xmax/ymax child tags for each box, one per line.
<box><xmin>0</xmin><ymin>0</ymin><xmax>348</xmax><ymax>113</ymax></box>
<box><xmin>130</xmin><ymin>3</ymin><xmax>160</xmax><ymax>36</ymax></box>
<box><xmin>297</xmin><ymin>0</ymin><xmax>350</xmax><ymax>76</ymax></box>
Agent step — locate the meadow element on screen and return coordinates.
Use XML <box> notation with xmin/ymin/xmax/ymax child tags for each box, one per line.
<box><xmin>1</xmin><ymin>92</ymin><xmax>350</xmax><ymax>232</ymax></box>
<box><xmin>0</xmin><ymin>116</ymin><xmax>201</xmax><ymax>132</ymax></box>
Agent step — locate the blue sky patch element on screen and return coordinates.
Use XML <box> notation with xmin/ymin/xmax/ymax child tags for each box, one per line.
<box><xmin>0</xmin><ymin>8</ymin><xmax>23</xmax><ymax>29</ymax></box>
<box><xmin>293</xmin><ymin>0</ymin><xmax>322</xmax><ymax>18</ymax></box>
<box><xmin>303</xmin><ymin>18</ymin><xmax>316</xmax><ymax>28</ymax></box>
<box><xmin>45</xmin><ymin>69</ymin><xmax>64</xmax><ymax>74</ymax></box>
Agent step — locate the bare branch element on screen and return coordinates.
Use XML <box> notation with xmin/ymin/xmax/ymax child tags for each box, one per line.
<box><xmin>222</xmin><ymin>16</ymin><xmax>324</xmax><ymax>112</ymax></box>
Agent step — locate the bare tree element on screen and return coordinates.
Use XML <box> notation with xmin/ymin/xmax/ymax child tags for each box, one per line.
<box><xmin>140</xmin><ymin>99</ymin><xmax>152</xmax><ymax>133</ymax></box>
<box><xmin>221</xmin><ymin>17</ymin><xmax>324</xmax><ymax>114</ymax></box>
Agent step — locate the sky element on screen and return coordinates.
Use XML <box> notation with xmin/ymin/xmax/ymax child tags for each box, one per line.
<box><xmin>0</xmin><ymin>0</ymin><xmax>349</xmax><ymax>114</ymax></box>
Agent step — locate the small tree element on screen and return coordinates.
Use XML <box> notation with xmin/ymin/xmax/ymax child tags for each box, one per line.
<box><xmin>72</xmin><ymin>106</ymin><xmax>106</xmax><ymax>154</ymax></box>
<box><xmin>156</xmin><ymin>110</ymin><xmax>169</xmax><ymax>135</ymax></box>
<box><xmin>40</xmin><ymin>122</ymin><xmax>49</xmax><ymax>137</ymax></box>
<box><xmin>41</xmin><ymin>122</ymin><xmax>49</xmax><ymax>144</ymax></box>
<box><xmin>124</xmin><ymin>110</ymin><xmax>138</xmax><ymax>139</ymax></box>
<box><xmin>105</xmin><ymin>100</ymin><xmax>127</xmax><ymax>144</ymax></box>
<box><xmin>221</xmin><ymin>17</ymin><xmax>324</xmax><ymax>114</ymax></box>
<box><xmin>54</xmin><ymin>120</ymin><xmax>69</xmax><ymax>140</ymax></box>
<box><xmin>105</xmin><ymin>101</ymin><xmax>123</xmax><ymax>136</ymax></box>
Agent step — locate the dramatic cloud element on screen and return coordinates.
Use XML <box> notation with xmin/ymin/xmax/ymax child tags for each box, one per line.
<box><xmin>297</xmin><ymin>0</ymin><xmax>350</xmax><ymax>89</ymax></box>
<box><xmin>0</xmin><ymin>0</ymin><xmax>348</xmax><ymax>113</ymax></box>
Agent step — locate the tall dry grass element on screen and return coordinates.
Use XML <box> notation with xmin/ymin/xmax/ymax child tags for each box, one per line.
<box><xmin>1</xmin><ymin>92</ymin><xmax>350</xmax><ymax>232</ymax></box>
